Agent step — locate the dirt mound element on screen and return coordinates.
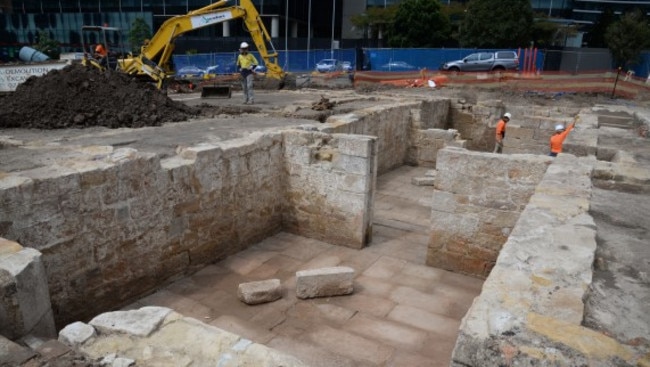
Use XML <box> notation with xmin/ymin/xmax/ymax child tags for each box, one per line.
<box><xmin>0</xmin><ymin>63</ymin><xmax>200</xmax><ymax>129</ymax></box>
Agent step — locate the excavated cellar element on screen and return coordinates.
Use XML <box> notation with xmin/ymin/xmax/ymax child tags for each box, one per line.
<box><xmin>1</xmin><ymin>90</ymin><xmax>649</xmax><ymax>366</ymax></box>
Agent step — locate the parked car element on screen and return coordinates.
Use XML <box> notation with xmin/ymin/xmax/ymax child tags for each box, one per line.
<box><xmin>439</xmin><ymin>51</ymin><xmax>519</xmax><ymax>72</ymax></box>
<box><xmin>175</xmin><ymin>65</ymin><xmax>206</xmax><ymax>78</ymax></box>
<box><xmin>206</xmin><ymin>64</ymin><xmax>237</xmax><ymax>75</ymax></box>
<box><xmin>341</xmin><ymin>61</ymin><xmax>354</xmax><ymax>72</ymax></box>
<box><xmin>316</xmin><ymin>59</ymin><xmax>342</xmax><ymax>73</ymax></box>
<box><xmin>378</xmin><ymin>61</ymin><xmax>418</xmax><ymax>72</ymax></box>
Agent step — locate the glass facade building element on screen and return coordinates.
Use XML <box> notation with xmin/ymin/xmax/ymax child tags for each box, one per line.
<box><xmin>1</xmin><ymin>0</ymin><xmax>649</xmax><ymax>62</ymax></box>
<box><xmin>0</xmin><ymin>0</ymin><xmax>340</xmax><ymax>61</ymax></box>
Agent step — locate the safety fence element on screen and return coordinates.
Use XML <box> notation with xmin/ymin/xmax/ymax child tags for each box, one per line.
<box><xmin>352</xmin><ymin>69</ymin><xmax>650</xmax><ymax>100</ymax></box>
<box><xmin>172</xmin><ymin>48</ymin><xmax>650</xmax><ymax>78</ymax></box>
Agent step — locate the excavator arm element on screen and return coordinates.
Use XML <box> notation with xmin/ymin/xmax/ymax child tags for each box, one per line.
<box><xmin>119</xmin><ymin>0</ymin><xmax>285</xmax><ymax>89</ymax></box>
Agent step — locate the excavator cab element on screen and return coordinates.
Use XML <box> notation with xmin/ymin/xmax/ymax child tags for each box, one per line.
<box><xmin>81</xmin><ymin>25</ymin><xmax>128</xmax><ymax>71</ymax></box>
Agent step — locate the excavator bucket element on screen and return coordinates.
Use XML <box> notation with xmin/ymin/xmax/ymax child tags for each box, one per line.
<box><xmin>201</xmin><ymin>85</ymin><xmax>232</xmax><ymax>99</ymax></box>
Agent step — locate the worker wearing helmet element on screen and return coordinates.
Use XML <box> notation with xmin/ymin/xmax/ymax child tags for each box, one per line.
<box><xmin>493</xmin><ymin>112</ymin><xmax>511</xmax><ymax>154</ymax></box>
<box><xmin>236</xmin><ymin>41</ymin><xmax>259</xmax><ymax>105</ymax></box>
<box><xmin>94</xmin><ymin>43</ymin><xmax>108</xmax><ymax>67</ymax></box>
<box><xmin>549</xmin><ymin>119</ymin><xmax>577</xmax><ymax>157</ymax></box>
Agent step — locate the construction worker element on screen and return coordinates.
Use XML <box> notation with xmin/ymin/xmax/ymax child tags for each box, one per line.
<box><xmin>236</xmin><ymin>42</ymin><xmax>258</xmax><ymax>105</ymax></box>
<box><xmin>94</xmin><ymin>43</ymin><xmax>108</xmax><ymax>67</ymax></box>
<box><xmin>549</xmin><ymin>119</ymin><xmax>576</xmax><ymax>157</ymax></box>
<box><xmin>493</xmin><ymin>112</ymin><xmax>511</xmax><ymax>154</ymax></box>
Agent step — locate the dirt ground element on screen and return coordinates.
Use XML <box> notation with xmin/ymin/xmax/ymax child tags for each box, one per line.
<box><xmin>1</xmin><ymin>63</ymin><xmax>645</xmax><ymax>131</ymax></box>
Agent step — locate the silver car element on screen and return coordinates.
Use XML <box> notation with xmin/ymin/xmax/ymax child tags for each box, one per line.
<box><xmin>440</xmin><ymin>51</ymin><xmax>519</xmax><ymax>72</ymax></box>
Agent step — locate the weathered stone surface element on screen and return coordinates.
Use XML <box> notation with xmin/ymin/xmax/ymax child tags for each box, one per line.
<box><xmin>59</xmin><ymin>321</ymin><xmax>97</xmax><ymax>345</ymax></box>
<box><xmin>89</xmin><ymin>306</ymin><xmax>172</xmax><ymax>337</ymax></box>
<box><xmin>283</xmin><ymin>131</ymin><xmax>377</xmax><ymax>249</ymax></box>
<box><xmin>237</xmin><ymin>279</ymin><xmax>282</xmax><ymax>305</ymax></box>
<box><xmin>451</xmin><ymin>153</ymin><xmax>643</xmax><ymax>367</ymax></box>
<box><xmin>411</xmin><ymin>176</ymin><xmax>435</xmax><ymax>186</ymax></box>
<box><xmin>0</xmin><ymin>245</ymin><xmax>55</xmax><ymax>340</ymax></box>
<box><xmin>0</xmin><ymin>238</ymin><xmax>22</xmax><ymax>255</ymax></box>
<box><xmin>74</xmin><ymin>307</ymin><xmax>307</xmax><ymax>367</ymax></box>
<box><xmin>295</xmin><ymin>266</ymin><xmax>355</xmax><ymax>299</ymax></box>
<box><xmin>428</xmin><ymin>148</ymin><xmax>550</xmax><ymax>277</ymax></box>
<box><xmin>0</xmin><ymin>334</ymin><xmax>36</xmax><ymax>366</ymax></box>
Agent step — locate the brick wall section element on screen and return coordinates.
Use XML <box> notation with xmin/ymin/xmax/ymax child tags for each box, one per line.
<box><xmin>282</xmin><ymin>131</ymin><xmax>377</xmax><ymax>249</ymax></box>
<box><xmin>427</xmin><ymin>147</ymin><xmax>552</xmax><ymax>277</ymax></box>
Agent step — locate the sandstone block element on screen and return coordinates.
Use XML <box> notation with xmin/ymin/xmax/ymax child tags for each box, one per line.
<box><xmin>295</xmin><ymin>266</ymin><xmax>355</xmax><ymax>299</ymax></box>
<box><xmin>411</xmin><ymin>176</ymin><xmax>435</xmax><ymax>186</ymax></box>
<box><xmin>237</xmin><ymin>279</ymin><xmax>282</xmax><ymax>305</ymax></box>
<box><xmin>59</xmin><ymin>321</ymin><xmax>96</xmax><ymax>346</ymax></box>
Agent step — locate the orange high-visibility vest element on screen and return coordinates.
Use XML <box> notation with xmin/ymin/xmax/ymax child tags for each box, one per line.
<box><xmin>495</xmin><ymin>119</ymin><xmax>507</xmax><ymax>140</ymax></box>
<box><xmin>550</xmin><ymin>123</ymin><xmax>575</xmax><ymax>154</ymax></box>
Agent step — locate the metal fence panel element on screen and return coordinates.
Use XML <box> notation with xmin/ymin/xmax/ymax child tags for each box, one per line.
<box><xmin>172</xmin><ymin>48</ymin><xmax>649</xmax><ymax>78</ymax></box>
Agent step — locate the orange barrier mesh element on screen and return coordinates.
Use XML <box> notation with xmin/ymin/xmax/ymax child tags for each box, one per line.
<box><xmin>353</xmin><ymin>69</ymin><xmax>650</xmax><ymax>99</ymax></box>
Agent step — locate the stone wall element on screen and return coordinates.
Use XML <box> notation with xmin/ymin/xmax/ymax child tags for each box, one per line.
<box><xmin>0</xmin><ymin>238</ymin><xmax>55</xmax><ymax>340</ymax></box>
<box><xmin>427</xmin><ymin>147</ymin><xmax>551</xmax><ymax>277</ymax></box>
<box><xmin>322</xmin><ymin>98</ymin><xmax>457</xmax><ymax>172</ymax></box>
<box><xmin>0</xmin><ymin>129</ymin><xmax>378</xmax><ymax>330</ymax></box>
<box><xmin>449</xmin><ymin>99</ymin><xmax>582</xmax><ymax>155</ymax></box>
<box><xmin>282</xmin><ymin>131</ymin><xmax>377</xmax><ymax>249</ymax></box>
<box><xmin>450</xmin><ymin>154</ymin><xmax>644</xmax><ymax>367</ymax></box>
<box><xmin>0</xmin><ymin>133</ymin><xmax>287</xmax><ymax>327</ymax></box>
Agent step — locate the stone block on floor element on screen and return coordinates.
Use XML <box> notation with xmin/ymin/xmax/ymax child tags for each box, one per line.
<box><xmin>296</xmin><ymin>266</ymin><xmax>355</xmax><ymax>299</ymax></box>
<box><xmin>237</xmin><ymin>279</ymin><xmax>282</xmax><ymax>305</ymax></box>
<box><xmin>411</xmin><ymin>176</ymin><xmax>435</xmax><ymax>186</ymax></box>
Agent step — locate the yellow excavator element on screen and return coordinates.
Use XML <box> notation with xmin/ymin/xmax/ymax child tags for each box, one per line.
<box><xmin>81</xmin><ymin>0</ymin><xmax>287</xmax><ymax>93</ymax></box>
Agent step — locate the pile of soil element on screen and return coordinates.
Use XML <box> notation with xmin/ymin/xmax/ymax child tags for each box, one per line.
<box><xmin>0</xmin><ymin>63</ymin><xmax>200</xmax><ymax>129</ymax></box>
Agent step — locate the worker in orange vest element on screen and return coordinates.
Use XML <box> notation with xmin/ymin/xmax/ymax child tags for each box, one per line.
<box><xmin>549</xmin><ymin>119</ymin><xmax>577</xmax><ymax>157</ymax></box>
<box><xmin>493</xmin><ymin>112</ymin><xmax>511</xmax><ymax>154</ymax></box>
<box><xmin>94</xmin><ymin>43</ymin><xmax>108</xmax><ymax>67</ymax></box>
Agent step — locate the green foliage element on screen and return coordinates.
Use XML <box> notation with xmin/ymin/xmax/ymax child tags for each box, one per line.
<box><xmin>605</xmin><ymin>10</ymin><xmax>650</xmax><ymax>69</ymax></box>
<box><xmin>351</xmin><ymin>6</ymin><xmax>397</xmax><ymax>41</ymax></box>
<box><xmin>128</xmin><ymin>18</ymin><xmax>152</xmax><ymax>55</ymax></box>
<box><xmin>461</xmin><ymin>0</ymin><xmax>534</xmax><ymax>48</ymax></box>
<box><xmin>530</xmin><ymin>18</ymin><xmax>561</xmax><ymax>48</ymax></box>
<box><xmin>35</xmin><ymin>30</ymin><xmax>60</xmax><ymax>59</ymax></box>
<box><xmin>387</xmin><ymin>0</ymin><xmax>451</xmax><ymax>48</ymax></box>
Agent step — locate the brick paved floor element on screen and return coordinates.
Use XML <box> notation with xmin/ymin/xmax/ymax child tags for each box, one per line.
<box><xmin>126</xmin><ymin>165</ymin><xmax>484</xmax><ymax>366</ymax></box>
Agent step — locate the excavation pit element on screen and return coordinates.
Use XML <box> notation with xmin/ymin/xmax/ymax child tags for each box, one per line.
<box><xmin>1</xmin><ymin>85</ymin><xmax>648</xmax><ymax>366</ymax></box>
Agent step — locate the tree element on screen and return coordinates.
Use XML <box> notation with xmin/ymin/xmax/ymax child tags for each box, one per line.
<box><xmin>35</xmin><ymin>30</ymin><xmax>60</xmax><ymax>59</ymax></box>
<box><xmin>128</xmin><ymin>18</ymin><xmax>152</xmax><ymax>55</ymax></box>
<box><xmin>350</xmin><ymin>6</ymin><xmax>397</xmax><ymax>47</ymax></box>
<box><xmin>605</xmin><ymin>10</ymin><xmax>650</xmax><ymax>69</ymax></box>
<box><xmin>387</xmin><ymin>0</ymin><xmax>451</xmax><ymax>48</ymax></box>
<box><xmin>461</xmin><ymin>0</ymin><xmax>533</xmax><ymax>48</ymax></box>
<box><xmin>530</xmin><ymin>18</ymin><xmax>562</xmax><ymax>48</ymax></box>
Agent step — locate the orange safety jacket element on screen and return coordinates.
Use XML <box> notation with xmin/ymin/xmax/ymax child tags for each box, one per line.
<box><xmin>495</xmin><ymin>119</ymin><xmax>507</xmax><ymax>141</ymax></box>
<box><xmin>95</xmin><ymin>44</ymin><xmax>107</xmax><ymax>57</ymax></box>
<box><xmin>550</xmin><ymin>123</ymin><xmax>575</xmax><ymax>154</ymax></box>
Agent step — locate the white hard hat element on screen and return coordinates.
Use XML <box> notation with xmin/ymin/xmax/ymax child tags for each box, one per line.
<box><xmin>555</xmin><ymin>124</ymin><xmax>565</xmax><ymax>131</ymax></box>
<box><xmin>240</xmin><ymin>42</ymin><xmax>249</xmax><ymax>49</ymax></box>
<box><xmin>503</xmin><ymin>112</ymin><xmax>512</xmax><ymax>119</ymax></box>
